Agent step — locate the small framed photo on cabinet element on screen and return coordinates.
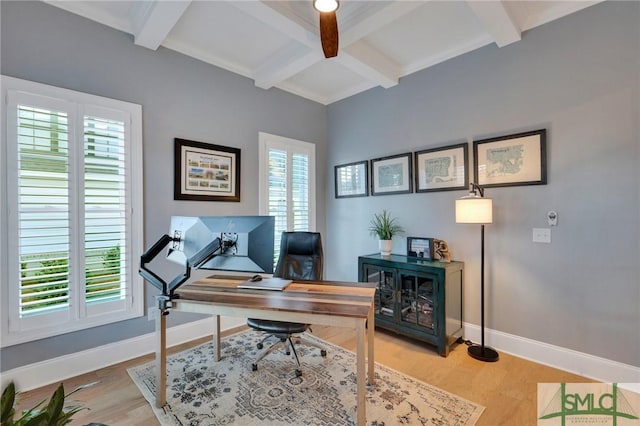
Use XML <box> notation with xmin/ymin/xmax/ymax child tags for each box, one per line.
<box><xmin>407</xmin><ymin>237</ymin><xmax>434</xmax><ymax>261</ymax></box>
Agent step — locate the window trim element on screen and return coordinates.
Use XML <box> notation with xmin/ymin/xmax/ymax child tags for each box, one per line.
<box><xmin>1</xmin><ymin>75</ymin><xmax>144</xmax><ymax>347</ymax></box>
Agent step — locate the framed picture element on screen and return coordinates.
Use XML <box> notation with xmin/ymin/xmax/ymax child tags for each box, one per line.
<box><xmin>407</xmin><ymin>237</ymin><xmax>434</xmax><ymax>261</ymax></box>
<box><xmin>474</xmin><ymin>129</ymin><xmax>547</xmax><ymax>188</ymax></box>
<box><xmin>414</xmin><ymin>142</ymin><xmax>468</xmax><ymax>192</ymax></box>
<box><xmin>370</xmin><ymin>152</ymin><xmax>413</xmax><ymax>196</ymax></box>
<box><xmin>174</xmin><ymin>138</ymin><xmax>241</xmax><ymax>202</ymax></box>
<box><xmin>335</xmin><ymin>160</ymin><xmax>369</xmax><ymax>198</ymax></box>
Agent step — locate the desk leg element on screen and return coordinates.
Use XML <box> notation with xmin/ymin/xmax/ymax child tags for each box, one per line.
<box><xmin>367</xmin><ymin>304</ymin><xmax>375</xmax><ymax>385</ymax></box>
<box><xmin>356</xmin><ymin>319</ymin><xmax>366</xmax><ymax>426</ymax></box>
<box><xmin>154</xmin><ymin>309</ymin><xmax>167</xmax><ymax>408</ymax></box>
<box><xmin>212</xmin><ymin>315</ymin><xmax>221</xmax><ymax>362</ymax></box>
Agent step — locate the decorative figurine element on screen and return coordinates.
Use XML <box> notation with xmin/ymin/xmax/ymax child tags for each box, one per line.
<box><xmin>433</xmin><ymin>239</ymin><xmax>451</xmax><ymax>263</ymax></box>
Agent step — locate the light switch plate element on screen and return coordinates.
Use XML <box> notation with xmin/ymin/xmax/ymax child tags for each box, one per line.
<box><xmin>533</xmin><ymin>228</ymin><xmax>551</xmax><ymax>243</ymax></box>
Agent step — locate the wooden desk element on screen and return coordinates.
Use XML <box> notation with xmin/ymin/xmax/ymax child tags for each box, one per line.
<box><xmin>153</xmin><ymin>276</ymin><xmax>376</xmax><ymax>426</ymax></box>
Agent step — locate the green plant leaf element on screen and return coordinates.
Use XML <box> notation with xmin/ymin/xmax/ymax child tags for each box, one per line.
<box><xmin>22</xmin><ymin>411</ymin><xmax>48</xmax><ymax>426</ymax></box>
<box><xmin>1</xmin><ymin>382</ymin><xmax>17</xmax><ymax>424</ymax></box>
<box><xmin>64</xmin><ymin>382</ymin><xmax>100</xmax><ymax>399</ymax></box>
<box><xmin>45</xmin><ymin>384</ymin><xmax>65</xmax><ymax>422</ymax></box>
<box><xmin>369</xmin><ymin>210</ymin><xmax>404</xmax><ymax>240</ymax></box>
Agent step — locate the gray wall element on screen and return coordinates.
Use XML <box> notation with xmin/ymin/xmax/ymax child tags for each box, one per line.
<box><xmin>1</xmin><ymin>1</ymin><xmax>327</xmax><ymax>371</ymax></box>
<box><xmin>325</xmin><ymin>1</ymin><xmax>639</xmax><ymax>367</ymax></box>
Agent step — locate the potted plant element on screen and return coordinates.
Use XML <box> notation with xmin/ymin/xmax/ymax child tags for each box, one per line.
<box><xmin>1</xmin><ymin>381</ymin><xmax>105</xmax><ymax>426</ymax></box>
<box><xmin>369</xmin><ymin>210</ymin><xmax>404</xmax><ymax>256</ymax></box>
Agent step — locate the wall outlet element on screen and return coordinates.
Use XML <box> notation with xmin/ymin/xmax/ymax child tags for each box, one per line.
<box><xmin>533</xmin><ymin>228</ymin><xmax>551</xmax><ymax>243</ymax></box>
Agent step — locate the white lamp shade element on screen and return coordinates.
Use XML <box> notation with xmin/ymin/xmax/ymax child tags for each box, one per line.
<box><xmin>455</xmin><ymin>196</ymin><xmax>493</xmax><ymax>224</ymax></box>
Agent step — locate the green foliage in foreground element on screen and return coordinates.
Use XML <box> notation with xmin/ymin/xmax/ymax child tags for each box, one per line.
<box><xmin>1</xmin><ymin>381</ymin><xmax>106</xmax><ymax>426</ymax></box>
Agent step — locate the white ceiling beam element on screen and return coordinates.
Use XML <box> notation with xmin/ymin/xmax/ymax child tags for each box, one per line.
<box><xmin>254</xmin><ymin>43</ymin><xmax>324</xmax><ymax>90</ymax></box>
<box><xmin>130</xmin><ymin>1</ymin><xmax>192</xmax><ymax>50</ymax></box>
<box><xmin>228</xmin><ymin>1</ymin><xmax>318</xmax><ymax>49</ymax></box>
<box><xmin>340</xmin><ymin>1</ymin><xmax>425</xmax><ymax>47</ymax></box>
<box><xmin>340</xmin><ymin>41</ymin><xmax>400</xmax><ymax>89</ymax></box>
<box><xmin>466</xmin><ymin>0</ymin><xmax>521</xmax><ymax>48</ymax></box>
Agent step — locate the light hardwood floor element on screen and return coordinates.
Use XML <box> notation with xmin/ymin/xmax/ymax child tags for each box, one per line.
<box><xmin>13</xmin><ymin>325</ymin><xmax>591</xmax><ymax>425</ymax></box>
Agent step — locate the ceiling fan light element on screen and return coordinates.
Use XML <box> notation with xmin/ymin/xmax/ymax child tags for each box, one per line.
<box><xmin>314</xmin><ymin>0</ymin><xmax>339</xmax><ymax>13</ymax></box>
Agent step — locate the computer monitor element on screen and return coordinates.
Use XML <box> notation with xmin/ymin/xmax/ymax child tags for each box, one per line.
<box><xmin>167</xmin><ymin>215</ymin><xmax>275</xmax><ymax>274</ymax></box>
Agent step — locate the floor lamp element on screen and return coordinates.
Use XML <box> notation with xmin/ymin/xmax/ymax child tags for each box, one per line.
<box><xmin>455</xmin><ymin>183</ymin><xmax>499</xmax><ymax>362</ymax></box>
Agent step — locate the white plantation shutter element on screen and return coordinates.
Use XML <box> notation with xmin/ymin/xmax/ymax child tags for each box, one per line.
<box><xmin>15</xmin><ymin>105</ymin><xmax>72</xmax><ymax>323</ymax></box>
<box><xmin>259</xmin><ymin>133</ymin><xmax>316</xmax><ymax>264</ymax></box>
<box><xmin>2</xmin><ymin>76</ymin><xmax>143</xmax><ymax>346</ymax></box>
<box><xmin>82</xmin><ymin>109</ymin><xmax>132</xmax><ymax>317</ymax></box>
<box><xmin>291</xmin><ymin>153</ymin><xmax>310</xmax><ymax>231</ymax></box>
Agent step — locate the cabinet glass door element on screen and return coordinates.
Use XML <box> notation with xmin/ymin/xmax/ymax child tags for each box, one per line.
<box><xmin>399</xmin><ymin>273</ymin><xmax>435</xmax><ymax>330</ymax></box>
<box><xmin>363</xmin><ymin>265</ymin><xmax>395</xmax><ymax>318</ymax></box>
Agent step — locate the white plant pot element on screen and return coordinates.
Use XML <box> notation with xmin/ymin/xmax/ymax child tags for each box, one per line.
<box><xmin>379</xmin><ymin>239</ymin><xmax>393</xmax><ymax>256</ymax></box>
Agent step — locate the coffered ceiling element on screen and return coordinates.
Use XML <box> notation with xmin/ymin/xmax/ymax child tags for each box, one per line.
<box><xmin>44</xmin><ymin>0</ymin><xmax>603</xmax><ymax>105</ymax></box>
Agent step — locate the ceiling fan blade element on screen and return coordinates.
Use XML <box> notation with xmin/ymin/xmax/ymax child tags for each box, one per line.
<box><xmin>319</xmin><ymin>11</ymin><xmax>339</xmax><ymax>58</ymax></box>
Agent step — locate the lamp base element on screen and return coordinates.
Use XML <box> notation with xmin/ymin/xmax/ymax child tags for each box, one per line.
<box><xmin>468</xmin><ymin>344</ymin><xmax>499</xmax><ymax>362</ymax></box>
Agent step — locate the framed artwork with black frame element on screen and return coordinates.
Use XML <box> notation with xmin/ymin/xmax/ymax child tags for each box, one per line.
<box><xmin>335</xmin><ymin>160</ymin><xmax>369</xmax><ymax>198</ymax></box>
<box><xmin>174</xmin><ymin>138</ymin><xmax>241</xmax><ymax>202</ymax></box>
<box><xmin>474</xmin><ymin>129</ymin><xmax>547</xmax><ymax>188</ymax></box>
<box><xmin>407</xmin><ymin>237</ymin><xmax>434</xmax><ymax>261</ymax></box>
<box><xmin>414</xmin><ymin>142</ymin><xmax>468</xmax><ymax>192</ymax></box>
<box><xmin>370</xmin><ymin>152</ymin><xmax>413</xmax><ymax>196</ymax></box>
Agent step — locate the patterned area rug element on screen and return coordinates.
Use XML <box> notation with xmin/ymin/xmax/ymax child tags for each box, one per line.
<box><xmin>128</xmin><ymin>329</ymin><xmax>484</xmax><ymax>425</ymax></box>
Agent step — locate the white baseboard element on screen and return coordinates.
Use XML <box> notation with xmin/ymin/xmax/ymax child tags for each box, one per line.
<box><xmin>0</xmin><ymin>317</ymin><xmax>246</xmax><ymax>392</ymax></box>
<box><xmin>3</xmin><ymin>319</ymin><xmax>638</xmax><ymax>393</ymax></box>
<box><xmin>463</xmin><ymin>323</ymin><xmax>640</xmax><ymax>386</ymax></box>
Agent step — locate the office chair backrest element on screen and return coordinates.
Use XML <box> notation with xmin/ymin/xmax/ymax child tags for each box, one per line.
<box><xmin>274</xmin><ymin>232</ymin><xmax>323</xmax><ymax>281</ymax></box>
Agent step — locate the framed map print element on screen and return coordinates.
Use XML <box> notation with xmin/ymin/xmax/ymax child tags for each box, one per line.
<box><xmin>371</xmin><ymin>152</ymin><xmax>413</xmax><ymax>196</ymax></box>
<box><xmin>415</xmin><ymin>142</ymin><xmax>468</xmax><ymax>192</ymax></box>
<box><xmin>474</xmin><ymin>129</ymin><xmax>547</xmax><ymax>188</ymax></box>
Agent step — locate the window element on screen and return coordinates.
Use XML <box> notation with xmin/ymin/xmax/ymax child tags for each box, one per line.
<box><xmin>1</xmin><ymin>76</ymin><xmax>144</xmax><ymax>347</ymax></box>
<box><xmin>258</xmin><ymin>132</ymin><xmax>316</xmax><ymax>262</ymax></box>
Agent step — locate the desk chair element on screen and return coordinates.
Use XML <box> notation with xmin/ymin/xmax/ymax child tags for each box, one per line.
<box><xmin>247</xmin><ymin>232</ymin><xmax>326</xmax><ymax>376</ymax></box>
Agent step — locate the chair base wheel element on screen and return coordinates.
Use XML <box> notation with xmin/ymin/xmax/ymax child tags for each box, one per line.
<box><xmin>295</xmin><ymin>369</ymin><xmax>302</xmax><ymax>377</ymax></box>
<box><xmin>320</xmin><ymin>349</ymin><xmax>327</xmax><ymax>357</ymax></box>
<box><xmin>252</xmin><ymin>364</ymin><xmax>258</xmax><ymax>371</ymax></box>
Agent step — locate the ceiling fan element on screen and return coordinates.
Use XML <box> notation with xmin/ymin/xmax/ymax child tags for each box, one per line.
<box><xmin>313</xmin><ymin>0</ymin><xmax>339</xmax><ymax>58</ymax></box>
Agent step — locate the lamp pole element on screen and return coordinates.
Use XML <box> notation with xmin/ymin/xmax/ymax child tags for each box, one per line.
<box><xmin>467</xmin><ymin>213</ymin><xmax>499</xmax><ymax>362</ymax></box>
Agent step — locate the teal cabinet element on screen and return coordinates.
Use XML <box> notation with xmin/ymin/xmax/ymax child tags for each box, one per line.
<box><xmin>358</xmin><ymin>254</ymin><xmax>463</xmax><ymax>357</ymax></box>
